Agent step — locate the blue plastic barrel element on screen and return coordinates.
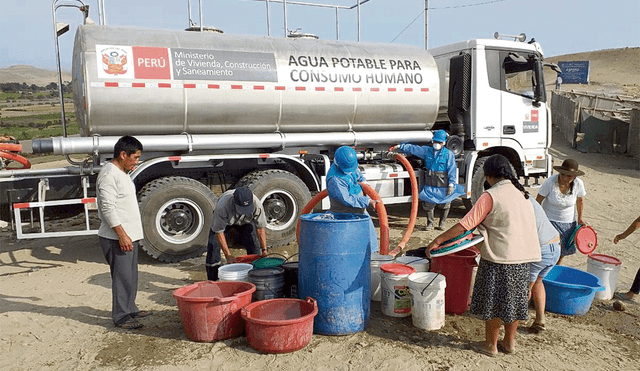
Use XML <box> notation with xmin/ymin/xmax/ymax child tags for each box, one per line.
<box><xmin>298</xmin><ymin>212</ymin><xmax>371</xmax><ymax>335</ymax></box>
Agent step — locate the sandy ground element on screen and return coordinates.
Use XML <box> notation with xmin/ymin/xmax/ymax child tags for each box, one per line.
<box><xmin>1</xmin><ymin>134</ymin><xmax>640</xmax><ymax>371</ymax></box>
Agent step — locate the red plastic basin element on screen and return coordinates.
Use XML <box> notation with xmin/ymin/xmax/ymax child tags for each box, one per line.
<box><xmin>241</xmin><ymin>297</ymin><xmax>318</xmax><ymax>353</ymax></box>
<box><xmin>173</xmin><ymin>281</ymin><xmax>256</xmax><ymax>342</ymax></box>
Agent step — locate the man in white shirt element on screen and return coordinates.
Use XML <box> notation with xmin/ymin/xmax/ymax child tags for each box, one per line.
<box><xmin>96</xmin><ymin>135</ymin><xmax>151</xmax><ymax>330</ymax></box>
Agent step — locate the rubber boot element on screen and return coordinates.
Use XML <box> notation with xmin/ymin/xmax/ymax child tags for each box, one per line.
<box><xmin>437</xmin><ymin>206</ymin><xmax>450</xmax><ymax>230</ymax></box>
<box><xmin>425</xmin><ymin>210</ymin><xmax>435</xmax><ymax>231</ymax></box>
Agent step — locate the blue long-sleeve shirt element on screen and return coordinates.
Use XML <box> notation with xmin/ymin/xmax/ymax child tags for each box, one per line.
<box><xmin>326</xmin><ymin>166</ymin><xmax>370</xmax><ymax>211</ymax></box>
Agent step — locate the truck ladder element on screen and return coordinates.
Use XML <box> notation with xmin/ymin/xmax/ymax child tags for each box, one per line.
<box><xmin>12</xmin><ymin>176</ymin><xmax>99</xmax><ymax>239</ymax></box>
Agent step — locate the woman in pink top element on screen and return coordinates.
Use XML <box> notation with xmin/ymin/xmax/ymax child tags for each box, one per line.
<box><xmin>427</xmin><ymin>154</ymin><xmax>540</xmax><ymax>357</ymax></box>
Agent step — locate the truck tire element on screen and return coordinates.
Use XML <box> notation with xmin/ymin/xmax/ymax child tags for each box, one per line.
<box><xmin>236</xmin><ymin>170</ymin><xmax>311</xmax><ymax>248</ymax></box>
<box><xmin>469</xmin><ymin>156</ymin><xmax>517</xmax><ymax>206</ymax></box>
<box><xmin>469</xmin><ymin>156</ymin><xmax>489</xmax><ymax>205</ymax></box>
<box><xmin>137</xmin><ymin>176</ymin><xmax>216</xmax><ymax>262</ymax></box>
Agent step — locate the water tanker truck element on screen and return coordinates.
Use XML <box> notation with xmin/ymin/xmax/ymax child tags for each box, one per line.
<box><xmin>0</xmin><ymin>1</ymin><xmax>553</xmax><ymax>261</ymax></box>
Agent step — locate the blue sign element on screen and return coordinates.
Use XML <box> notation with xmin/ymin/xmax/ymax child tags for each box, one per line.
<box><xmin>558</xmin><ymin>61</ymin><xmax>590</xmax><ymax>84</ymax></box>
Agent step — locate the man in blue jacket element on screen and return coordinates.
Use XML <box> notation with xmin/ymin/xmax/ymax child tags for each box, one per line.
<box><xmin>392</xmin><ymin>130</ymin><xmax>464</xmax><ymax>230</ymax></box>
<box><xmin>326</xmin><ymin>146</ymin><xmax>379</xmax><ymax>252</ymax></box>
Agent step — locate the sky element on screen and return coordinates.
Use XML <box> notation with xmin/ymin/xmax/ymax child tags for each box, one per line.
<box><xmin>1</xmin><ymin>0</ymin><xmax>639</xmax><ymax>70</ymax></box>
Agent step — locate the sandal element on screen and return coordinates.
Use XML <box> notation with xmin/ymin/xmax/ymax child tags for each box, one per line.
<box><xmin>132</xmin><ymin>310</ymin><xmax>154</xmax><ymax>318</ymax></box>
<box><xmin>528</xmin><ymin>322</ymin><xmax>546</xmax><ymax>334</ymax></box>
<box><xmin>469</xmin><ymin>342</ymin><xmax>499</xmax><ymax>357</ymax></box>
<box><xmin>498</xmin><ymin>341</ymin><xmax>516</xmax><ymax>354</ymax></box>
<box><xmin>116</xmin><ymin>318</ymin><xmax>143</xmax><ymax>330</ymax></box>
<box><xmin>614</xmin><ymin>292</ymin><xmax>637</xmax><ymax>303</ymax></box>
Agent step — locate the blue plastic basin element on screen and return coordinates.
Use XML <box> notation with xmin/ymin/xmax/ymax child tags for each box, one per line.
<box><xmin>543</xmin><ymin>265</ymin><xmax>605</xmax><ymax>316</ymax></box>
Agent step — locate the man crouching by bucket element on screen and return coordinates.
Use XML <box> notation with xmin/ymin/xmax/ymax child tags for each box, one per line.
<box><xmin>326</xmin><ymin>146</ymin><xmax>379</xmax><ymax>253</ymax></box>
<box><xmin>206</xmin><ymin>187</ymin><xmax>268</xmax><ymax>280</ymax></box>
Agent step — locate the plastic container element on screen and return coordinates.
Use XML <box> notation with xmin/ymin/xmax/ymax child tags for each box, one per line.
<box><xmin>298</xmin><ymin>212</ymin><xmax>371</xmax><ymax>335</ymax></box>
<box><xmin>380</xmin><ymin>263</ymin><xmax>416</xmax><ymax>317</ymax></box>
<box><xmin>281</xmin><ymin>261</ymin><xmax>299</xmax><ymax>298</ymax></box>
<box><xmin>404</xmin><ymin>246</ymin><xmax>427</xmax><ymax>258</ymax></box>
<box><xmin>173</xmin><ymin>281</ymin><xmax>256</xmax><ymax>342</ymax></box>
<box><xmin>235</xmin><ymin>254</ymin><xmax>262</xmax><ymax>264</ymax></box>
<box><xmin>408</xmin><ymin>272</ymin><xmax>446</xmax><ymax>330</ymax></box>
<box><xmin>248</xmin><ymin>267</ymin><xmax>285</xmax><ymax>301</ymax></box>
<box><xmin>252</xmin><ymin>256</ymin><xmax>285</xmax><ymax>269</ymax></box>
<box><xmin>371</xmin><ymin>253</ymin><xmax>394</xmax><ymax>301</ymax></box>
<box><xmin>395</xmin><ymin>256</ymin><xmax>430</xmax><ymax>272</ymax></box>
<box><xmin>218</xmin><ymin>263</ymin><xmax>253</xmax><ymax>282</ymax></box>
<box><xmin>241</xmin><ymin>297</ymin><xmax>318</xmax><ymax>354</ymax></box>
<box><xmin>586</xmin><ymin>253</ymin><xmax>622</xmax><ymax>300</ymax></box>
<box><xmin>571</xmin><ymin>225</ymin><xmax>598</xmax><ymax>255</ymax></box>
<box><xmin>543</xmin><ymin>265</ymin><xmax>605</xmax><ymax>315</ymax></box>
<box><xmin>430</xmin><ymin>248</ymin><xmax>479</xmax><ymax>314</ymax></box>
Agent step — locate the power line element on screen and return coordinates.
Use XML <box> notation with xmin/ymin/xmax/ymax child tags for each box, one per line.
<box><xmin>391</xmin><ymin>0</ymin><xmax>512</xmax><ymax>43</ymax></box>
<box><xmin>432</xmin><ymin>0</ymin><xmax>510</xmax><ymax>10</ymax></box>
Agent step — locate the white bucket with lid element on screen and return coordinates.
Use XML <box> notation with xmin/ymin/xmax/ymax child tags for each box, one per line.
<box><xmin>218</xmin><ymin>263</ymin><xmax>253</xmax><ymax>282</ymax></box>
<box><xmin>380</xmin><ymin>263</ymin><xmax>416</xmax><ymax>317</ymax></box>
<box><xmin>586</xmin><ymin>254</ymin><xmax>622</xmax><ymax>300</ymax></box>
<box><xmin>395</xmin><ymin>256</ymin><xmax>430</xmax><ymax>272</ymax></box>
<box><xmin>408</xmin><ymin>272</ymin><xmax>446</xmax><ymax>330</ymax></box>
<box><xmin>371</xmin><ymin>253</ymin><xmax>394</xmax><ymax>301</ymax></box>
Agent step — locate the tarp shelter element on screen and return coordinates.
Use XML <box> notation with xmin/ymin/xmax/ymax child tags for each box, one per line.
<box><xmin>575</xmin><ymin>111</ymin><xmax>628</xmax><ymax>154</ymax></box>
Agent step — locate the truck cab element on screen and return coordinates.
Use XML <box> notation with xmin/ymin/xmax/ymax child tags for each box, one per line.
<box><xmin>429</xmin><ymin>36</ymin><xmax>552</xmax><ymax>202</ymax></box>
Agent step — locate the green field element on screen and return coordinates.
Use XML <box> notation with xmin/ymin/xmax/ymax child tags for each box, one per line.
<box><xmin>0</xmin><ymin>112</ymin><xmax>78</xmax><ymax>140</ymax></box>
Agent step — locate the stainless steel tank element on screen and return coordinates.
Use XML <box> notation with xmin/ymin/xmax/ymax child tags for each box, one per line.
<box><xmin>73</xmin><ymin>24</ymin><xmax>440</xmax><ymax>136</ymax></box>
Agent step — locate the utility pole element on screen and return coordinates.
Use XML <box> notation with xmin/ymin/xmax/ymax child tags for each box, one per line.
<box><xmin>424</xmin><ymin>0</ymin><xmax>429</xmax><ymax>49</ymax></box>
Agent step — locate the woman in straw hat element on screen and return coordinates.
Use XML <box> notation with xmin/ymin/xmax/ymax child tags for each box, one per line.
<box><xmin>536</xmin><ymin>159</ymin><xmax>587</xmax><ymax>265</ymax></box>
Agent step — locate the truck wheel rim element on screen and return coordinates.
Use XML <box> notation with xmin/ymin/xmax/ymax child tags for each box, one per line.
<box><xmin>261</xmin><ymin>190</ymin><xmax>297</xmax><ymax>231</ymax></box>
<box><xmin>155</xmin><ymin>198</ymin><xmax>204</xmax><ymax>244</ymax></box>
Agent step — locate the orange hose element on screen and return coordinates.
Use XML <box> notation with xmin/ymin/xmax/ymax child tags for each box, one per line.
<box><xmin>296</xmin><ymin>189</ymin><xmax>328</xmax><ymax>242</ymax></box>
<box><xmin>388</xmin><ymin>153</ymin><xmax>419</xmax><ymax>257</ymax></box>
<box><xmin>0</xmin><ymin>143</ymin><xmax>22</xmax><ymax>152</ymax></box>
<box><xmin>360</xmin><ymin>183</ymin><xmax>389</xmax><ymax>255</ymax></box>
<box><xmin>0</xmin><ymin>150</ymin><xmax>31</xmax><ymax>169</ymax></box>
<box><xmin>295</xmin><ymin>185</ymin><xmax>390</xmax><ymax>255</ymax></box>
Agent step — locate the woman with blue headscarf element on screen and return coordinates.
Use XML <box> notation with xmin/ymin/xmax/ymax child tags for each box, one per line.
<box><xmin>326</xmin><ymin>146</ymin><xmax>379</xmax><ymax>252</ymax></box>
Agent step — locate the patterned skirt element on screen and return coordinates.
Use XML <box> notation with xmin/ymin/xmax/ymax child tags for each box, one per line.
<box><xmin>469</xmin><ymin>259</ymin><xmax>530</xmax><ymax>323</ymax></box>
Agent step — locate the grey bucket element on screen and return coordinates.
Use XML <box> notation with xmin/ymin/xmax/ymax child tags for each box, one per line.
<box><xmin>248</xmin><ymin>267</ymin><xmax>285</xmax><ymax>301</ymax></box>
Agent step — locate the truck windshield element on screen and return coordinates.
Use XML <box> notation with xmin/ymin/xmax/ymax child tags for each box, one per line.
<box><xmin>503</xmin><ymin>52</ymin><xmax>537</xmax><ymax>99</ymax></box>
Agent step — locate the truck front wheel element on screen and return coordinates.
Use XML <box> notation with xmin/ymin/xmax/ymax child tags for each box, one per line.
<box><xmin>236</xmin><ymin>170</ymin><xmax>311</xmax><ymax>248</ymax></box>
<box><xmin>469</xmin><ymin>156</ymin><xmax>517</xmax><ymax>206</ymax></box>
<box><xmin>137</xmin><ymin>176</ymin><xmax>216</xmax><ymax>262</ymax></box>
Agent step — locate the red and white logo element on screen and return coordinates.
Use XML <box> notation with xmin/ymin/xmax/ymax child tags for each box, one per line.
<box><xmin>531</xmin><ymin>110</ymin><xmax>539</xmax><ymax>122</ymax></box>
<box><xmin>101</xmin><ymin>47</ymin><xmax>128</xmax><ymax>75</ymax></box>
<box><xmin>132</xmin><ymin>46</ymin><xmax>171</xmax><ymax>80</ymax></box>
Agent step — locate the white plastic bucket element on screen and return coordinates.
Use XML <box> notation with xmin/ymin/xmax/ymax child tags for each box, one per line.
<box><xmin>380</xmin><ymin>264</ymin><xmax>415</xmax><ymax>317</ymax></box>
<box><xmin>408</xmin><ymin>272</ymin><xmax>447</xmax><ymax>330</ymax></box>
<box><xmin>371</xmin><ymin>253</ymin><xmax>394</xmax><ymax>301</ymax></box>
<box><xmin>395</xmin><ymin>256</ymin><xmax>430</xmax><ymax>272</ymax></box>
<box><xmin>218</xmin><ymin>263</ymin><xmax>253</xmax><ymax>282</ymax></box>
<box><xmin>586</xmin><ymin>254</ymin><xmax>622</xmax><ymax>300</ymax></box>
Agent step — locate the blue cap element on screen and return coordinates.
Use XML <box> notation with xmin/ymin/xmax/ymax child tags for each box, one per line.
<box><xmin>433</xmin><ymin>130</ymin><xmax>448</xmax><ymax>143</ymax></box>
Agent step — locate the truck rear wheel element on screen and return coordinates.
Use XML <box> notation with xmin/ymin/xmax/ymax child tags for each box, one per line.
<box><xmin>236</xmin><ymin>170</ymin><xmax>311</xmax><ymax>248</ymax></box>
<box><xmin>137</xmin><ymin>176</ymin><xmax>216</xmax><ymax>262</ymax></box>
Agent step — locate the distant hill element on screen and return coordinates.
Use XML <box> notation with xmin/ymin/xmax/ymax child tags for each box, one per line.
<box><xmin>545</xmin><ymin>47</ymin><xmax>640</xmax><ymax>97</ymax></box>
<box><xmin>0</xmin><ymin>65</ymin><xmax>71</xmax><ymax>86</ymax></box>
